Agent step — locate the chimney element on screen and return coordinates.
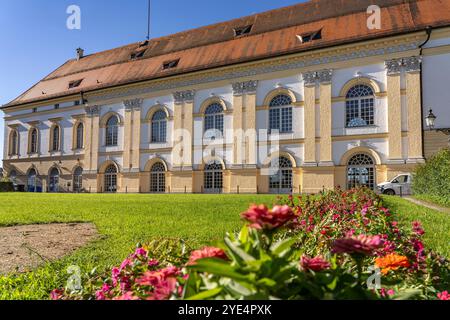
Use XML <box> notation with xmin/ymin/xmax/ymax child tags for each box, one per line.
<box><xmin>76</xmin><ymin>47</ymin><xmax>84</xmax><ymax>60</ymax></box>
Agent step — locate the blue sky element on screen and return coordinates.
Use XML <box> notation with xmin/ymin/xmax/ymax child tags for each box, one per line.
<box><xmin>0</xmin><ymin>0</ymin><xmax>306</xmax><ymax>161</ymax></box>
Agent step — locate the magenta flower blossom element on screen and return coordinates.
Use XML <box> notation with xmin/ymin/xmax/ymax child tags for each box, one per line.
<box><xmin>438</xmin><ymin>291</ymin><xmax>449</xmax><ymax>301</ymax></box>
<box><xmin>332</xmin><ymin>235</ymin><xmax>383</xmax><ymax>256</ymax></box>
<box><xmin>412</xmin><ymin>221</ymin><xmax>425</xmax><ymax>236</ymax></box>
<box><xmin>50</xmin><ymin>289</ymin><xmax>64</xmax><ymax>300</ymax></box>
<box><xmin>300</xmin><ymin>255</ymin><xmax>331</xmax><ymax>272</ymax></box>
<box><xmin>241</xmin><ymin>204</ymin><xmax>296</xmax><ymax>230</ymax></box>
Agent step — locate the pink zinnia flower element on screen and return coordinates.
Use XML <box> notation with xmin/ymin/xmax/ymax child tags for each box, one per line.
<box><xmin>95</xmin><ymin>290</ymin><xmax>106</xmax><ymax>300</ymax></box>
<box><xmin>50</xmin><ymin>289</ymin><xmax>64</xmax><ymax>300</ymax></box>
<box><xmin>136</xmin><ymin>267</ymin><xmax>180</xmax><ymax>287</ymax></box>
<box><xmin>332</xmin><ymin>235</ymin><xmax>383</xmax><ymax>256</ymax></box>
<box><xmin>148</xmin><ymin>259</ymin><xmax>159</xmax><ymax>267</ymax></box>
<box><xmin>438</xmin><ymin>291</ymin><xmax>449</xmax><ymax>301</ymax></box>
<box><xmin>241</xmin><ymin>204</ymin><xmax>296</xmax><ymax>230</ymax></box>
<box><xmin>300</xmin><ymin>255</ymin><xmax>331</xmax><ymax>272</ymax></box>
<box><xmin>412</xmin><ymin>221</ymin><xmax>425</xmax><ymax>236</ymax></box>
<box><xmin>134</xmin><ymin>248</ymin><xmax>148</xmax><ymax>258</ymax></box>
<box><xmin>188</xmin><ymin>247</ymin><xmax>228</xmax><ymax>265</ymax></box>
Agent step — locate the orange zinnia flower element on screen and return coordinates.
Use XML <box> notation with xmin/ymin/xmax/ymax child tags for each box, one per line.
<box><xmin>375</xmin><ymin>253</ymin><xmax>410</xmax><ymax>275</ymax></box>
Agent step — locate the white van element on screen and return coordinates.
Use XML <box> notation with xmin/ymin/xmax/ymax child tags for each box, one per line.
<box><xmin>377</xmin><ymin>173</ymin><xmax>413</xmax><ymax>196</ymax></box>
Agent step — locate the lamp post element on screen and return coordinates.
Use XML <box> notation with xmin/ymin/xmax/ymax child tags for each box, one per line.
<box><xmin>425</xmin><ymin>109</ymin><xmax>450</xmax><ymax>147</ymax></box>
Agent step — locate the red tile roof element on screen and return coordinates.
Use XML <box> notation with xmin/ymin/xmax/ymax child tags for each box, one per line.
<box><xmin>3</xmin><ymin>0</ymin><xmax>450</xmax><ymax>108</ymax></box>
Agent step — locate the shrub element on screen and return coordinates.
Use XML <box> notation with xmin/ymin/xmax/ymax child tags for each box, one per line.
<box><xmin>52</xmin><ymin>188</ymin><xmax>449</xmax><ymax>300</ymax></box>
<box><xmin>413</xmin><ymin>148</ymin><xmax>450</xmax><ymax>206</ymax></box>
<box><xmin>0</xmin><ymin>181</ymin><xmax>14</xmax><ymax>192</ymax></box>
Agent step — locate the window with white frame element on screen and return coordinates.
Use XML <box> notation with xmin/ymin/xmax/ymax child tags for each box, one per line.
<box><xmin>151</xmin><ymin>110</ymin><xmax>167</xmax><ymax>143</ymax></box>
<box><xmin>105</xmin><ymin>116</ymin><xmax>119</xmax><ymax>146</ymax></box>
<box><xmin>345</xmin><ymin>84</ymin><xmax>375</xmax><ymax>127</ymax></box>
<box><xmin>347</xmin><ymin>153</ymin><xmax>375</xmax><ymax>190</ymax></box>
<box><xmin>204</xmin><ymin>161</ymin><xmax>223</xmax><ymax>193</ymax></box>
<box><xmin>104</xmin><ymin>165</ymin><xmax>118</xmax><ymax>193</ymax></box>
<box><xmin>150</xmin><ymin>162</ymin><xmax>166</xmax><ymax>193</ymax></box>
<box><xmin>269</xmin><ymin>156</ymin><xmax>293</xmax><ymax>193</ymax></box>
<box><xmin>204</xmin><ymin>103</ymin><xmax>224</xmax><ymax>137</ymax></box>
<box><xmin>269</xmin><ymin>94</ymin><xmax>293</xmax><ymax>134</ymax></box>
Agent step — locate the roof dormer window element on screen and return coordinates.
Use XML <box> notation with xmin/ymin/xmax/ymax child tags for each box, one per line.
<box><xmin>297</xmin><ymin>29</ymin><xmax>322</xmax><ymax>44</ymax></box>
<box><xmin>162</xmin><ymin>59</ymin><xmax>180</xmax><ymax>70</ymax></box>
<box><xmin>234</xmin><ymin>25</ymin><xmax>253</xmax><ymax>37</ymax></box>
<box><xmin>131</xmin><ymin>49</ymin><xmax>146</xmax><ymax>60</ymax></box>
<box><xmin>69</xmin><ymin>79</ymin><xmax>83</xmax><ymax>89</ymax></box>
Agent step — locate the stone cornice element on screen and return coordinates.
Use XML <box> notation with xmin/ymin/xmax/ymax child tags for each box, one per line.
<box><xmin>84</xmin><ymin>105</ymin><xmax>101</xmax><ymax>117</ymax></box>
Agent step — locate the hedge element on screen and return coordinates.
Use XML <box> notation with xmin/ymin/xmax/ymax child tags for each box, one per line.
<box><xmin>412</xmin><ymin>148</ymin><xmax>450</xmax><ymax>206</ymax></box>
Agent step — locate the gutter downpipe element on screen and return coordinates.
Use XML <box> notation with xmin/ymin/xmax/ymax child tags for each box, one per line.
<box><xmin>418</xmin><ymin>26</ymin><xmax>433</xmax><ymax>160</ymax></box>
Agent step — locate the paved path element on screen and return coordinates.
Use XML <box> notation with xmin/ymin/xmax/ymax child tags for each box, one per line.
<box><xmin>403</xmin><ymin>197</ymin><xmax>450</xmax><ymax>214</ymax></box>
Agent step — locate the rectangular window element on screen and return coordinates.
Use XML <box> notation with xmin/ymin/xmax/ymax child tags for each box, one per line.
<box><xmin>54</xmin><ymin>104</ymin><xmax>60</xmax><ymax>110</ymax></box>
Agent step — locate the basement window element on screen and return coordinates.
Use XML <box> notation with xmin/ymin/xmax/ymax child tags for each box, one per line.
<box><xmin>297</xmin><ymin>29</ymin><xmax>322</xmax><ymax>44</ymax></box>
<box><xmin>234</xmin><ymin>25</ymin><xmax>253</xmax><ymax>37</ymax></box>
<box><xmin>163</xmin><ymin>59</ymin><xmax>180</xmax><ymax>70</ymax></box>
<box><xmin>69</xmin><ymin>79</ymin><xmax>83</xmax><ymax>89</ymax></box>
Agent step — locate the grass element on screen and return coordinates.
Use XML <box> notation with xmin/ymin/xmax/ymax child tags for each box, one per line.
<box><xmin>382</xmin><ymin>196</ymin><xmax>450</xmax><ymax>257</ymax></box>
<box><xmin>0</xmin><ymin>193</ymin><xmax>448</xmax><ymax>300</ymax></box>
<box><xmin>0</xmin><ymin>193</ymin><xmax>275</xmax><ymax>300</ymax></box>
<box><xmin>414</xmin><ymin>194</ymin><xmax>450</xmax><ymax>209</ymax></box>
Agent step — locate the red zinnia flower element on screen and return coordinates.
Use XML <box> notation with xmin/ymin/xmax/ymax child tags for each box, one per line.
<box><xmin>300</xmin><ymin>255</ymin><xmax>331</xmax><ymax>272</ymax></box>
<box><xmin>188</xmin><ymin>247</ymin><xmax>228</xmax><ymax>265</ymax></box>
<box><xmin>332</xmin><ymin>235</ymin><xmax>383</xmax><ymax>256</ymax></box>
<box><xmin>241</xmin><ymin>205</ymin><xmax>296</xmax><ymax>230</ymax></box>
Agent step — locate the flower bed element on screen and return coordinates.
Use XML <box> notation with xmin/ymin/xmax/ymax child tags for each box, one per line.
<box><xmin>52</xmin><ymin>188</ymin><xmax>449</xmax><ymax>300</ymax></box>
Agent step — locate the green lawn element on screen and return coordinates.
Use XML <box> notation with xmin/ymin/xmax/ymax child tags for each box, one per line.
<box><xmin>0</xmin><ymin>193</ymin><xmax>275</xmax><ymax>299</ymax></box>
<box><xmin>0</xmin><ymin>193</ymin><xmax>448</xmax><ymax>300</ymax></box>
<box><xmin>382</xmin><ymin>196</ymin><xmax>450</xmax><ymax>257</ymax></box>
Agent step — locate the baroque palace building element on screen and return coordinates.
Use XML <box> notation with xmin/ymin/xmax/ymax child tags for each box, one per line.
<box><xmin>2</xmin><ymin>0</ymin><xmax>450</xmax><ymax>194</ymax></box>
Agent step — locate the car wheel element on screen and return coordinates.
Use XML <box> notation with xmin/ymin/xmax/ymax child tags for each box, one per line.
<box><xmin>383</xmin><ymin>189</ymin><xmax>395</xmax><ymax>196</ymax></box>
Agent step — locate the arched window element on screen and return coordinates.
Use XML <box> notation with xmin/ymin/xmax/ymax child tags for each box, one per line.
<box><xmin>346</xmin><ymin>84</ymin><xmax>375</xmax><ymax>127</ymax></box>
<box><xmin>49</xmin><ymin>168</ymin><xmax>60</xmax><ymax>193</ymax></box>
<box><xmin>269</xmin><ymin>156</ymin><xmax>293</xmax><ymax>193</ymax></box>
<box><xmin>150</xmin><ymin>162</ymin><xmax>166</xmax><ymax>193</ymax></box>
<box><xmin>151</xmin><ymin>110</ymin><xmax>167</xmax><ymax>143</ymax></box>
<box><xmin>269</xmin><ymin>94</ymin><xmax>293</xmax><ymax>134</ymax></box>
<box><xmin>73</xmin><ymin>167</ymin><xmax>83</xmax><ymax>193</ymax></box>
<box><xmin>347</xmin><ymin>154</ymin><xmax>375</xmax><ymax>190</ymax></box>
<box><xmin>106</xmin><ymin>116</ymin><xmax>119</xmax><ymax>146</ymax></box>
<box><xmin>30</xmin><ymin>128</ymin><xmax>38</xmax><ymax>154</ymax></box>
<box><xmin>27</xmin><ymin>168</ymin><xmax>40</xmax><ymax>192</ymax></box>
<box><xmin>9</xmin><ymin>130</ymin><xmax>18</xmax><ymax>156</ymax></box>
<box><xmin>104</xmin><ymin>165</ymin><xmax>118</xmax><ymax>193</ymax></box>
<box><xmin>204</xmin><ymin>103</ymin><xmax>224</xmax><ymax>137</ymax></box>
<box><xmin>76</xmin><ymin>123</ymin><xmax>84</xmax><ymax>149</ymax></box>
<box><xmin>51</xmin><ymin>126</ymin><xmax>60</xmax><ymax>151</ymax></box>
<box><xmin>204</xmin><ymin>161</ymin><xmax>223</xmax><ymax>193</ymax></box>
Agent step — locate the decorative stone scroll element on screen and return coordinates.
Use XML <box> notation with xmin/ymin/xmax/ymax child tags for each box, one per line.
<box><xmin>123</xmin><ymin>98</ymin><xmax>143</xmax><ymax>110</ymax></box>
<box><xmin>232</xmin><ymin>80</ymin><xmax>258</xmax><ymax>96</ymax></box>
<box><xmin>173</xmin><ymin>90</ymin><xmax>195</xmax><ymax>104</ymax></box>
